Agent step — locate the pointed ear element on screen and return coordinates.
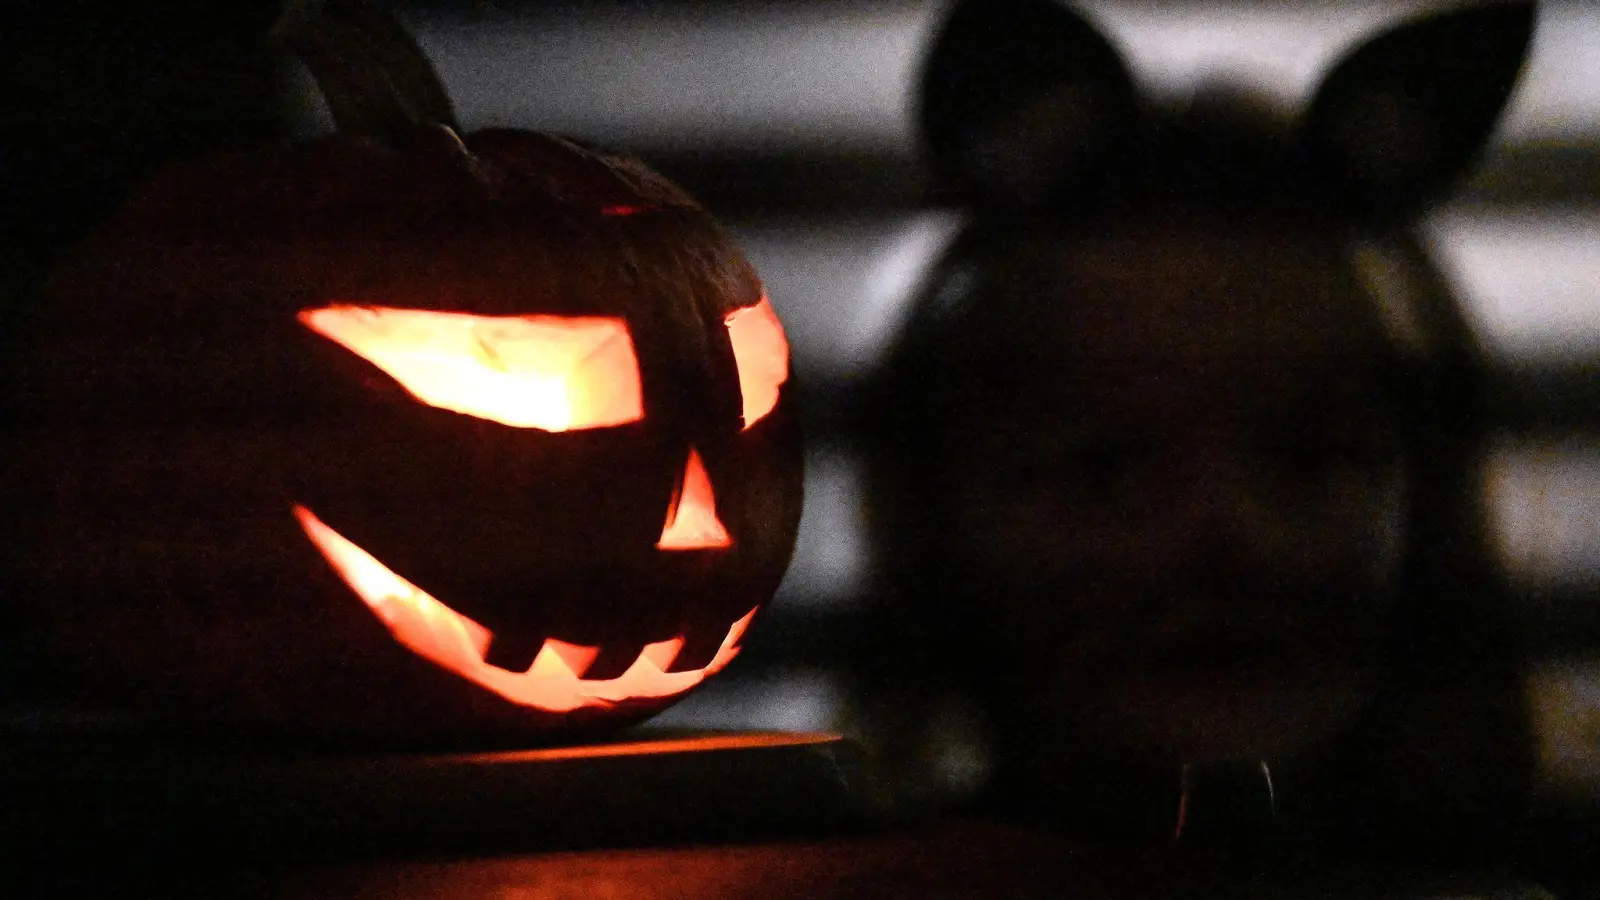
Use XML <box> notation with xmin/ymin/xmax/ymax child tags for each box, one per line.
<box><xmin>1302</xmin><ymin>2</ymin><xmax>1536</xmax><ymax>219</ymax></box>
<box><xmin>918</xmin><ymin>0</ymin><xmax>1139</xmax><ymax>210</ymax></box>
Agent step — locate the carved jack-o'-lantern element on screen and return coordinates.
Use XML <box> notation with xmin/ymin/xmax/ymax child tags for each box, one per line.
<box><xmin>5</xmin><ymin>0</ymin><xmax>801</xmax><ymax>743</ymax></box>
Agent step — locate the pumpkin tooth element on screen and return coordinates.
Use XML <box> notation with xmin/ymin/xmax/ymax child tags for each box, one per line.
<box><xmin>666</xmin><ymin>624</ymin><xmax>724</xmax><ymax>672</ymax></box>
<box><xmin>581</xmin><ymin>640</ymin><xmax>650</xmax><ymax>681</ymax></box>
<box><xmin>527</xmin><ymin>641</ymin><xmax>577</xmax><ymax>678</ymax></box>
<box><xmin>546</xmin><ymin>638</ymin><xmax>602</xmax><ymax>678</ymax></box>
<box><xmin>482</xmin><ymin>632</ymin><xmax>549</xmax><ymax>672</ymax></box>
<box><xmin>639</xmin><ymin>636</ymin><xmax>686</xmax><ymax>672</ymax></box>
<box><xmin>599</xmin><ymin>637</ymin><xmax>690</xmax><ymax>693</ymax></box>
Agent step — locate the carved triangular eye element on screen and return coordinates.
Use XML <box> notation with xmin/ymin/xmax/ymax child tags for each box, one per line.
<box><xmin>657</xmin><ymin>447</ymin><xmax>733</xmax><ymax>550</ymax></box>
<box><xmin>299</xmin><ymin>305</ymin><xmax>644</xmax><ymax>431</ymax></box>
<box><xmin>724</xmin><ymin>295</ymin><xmax>789</xmax><ymax>430</ymax></box>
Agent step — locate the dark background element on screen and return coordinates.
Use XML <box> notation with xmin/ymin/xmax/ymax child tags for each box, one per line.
<box><xmin>2</xmin><ymin>0</ymin><xmax>1596</xmax><ymax>811</ymax></box>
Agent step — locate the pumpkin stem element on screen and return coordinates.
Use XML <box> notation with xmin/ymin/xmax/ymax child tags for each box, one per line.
<box><xmin>272</xmin><ymin>0</ymin><xmax>460</xmax><ymax>143</ymax></box>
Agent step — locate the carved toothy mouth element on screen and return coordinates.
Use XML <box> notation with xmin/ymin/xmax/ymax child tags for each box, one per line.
<box><xmin>293</xmin><ymin>505</ymin><xmax>754</xmax><ymax>714</ymax></box>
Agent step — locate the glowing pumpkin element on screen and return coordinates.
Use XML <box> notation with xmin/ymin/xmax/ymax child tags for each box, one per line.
<box><xmin>6</xmin><ymin>0</ymin><xmax>801</xmax><ymax>744</ymax></box>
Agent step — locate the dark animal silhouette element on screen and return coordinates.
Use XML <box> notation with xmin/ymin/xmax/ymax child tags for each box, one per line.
<box><xmin>859</xmin><ymin>0</ymin><xmax>1536</xmax><ymax>872</ymax></box>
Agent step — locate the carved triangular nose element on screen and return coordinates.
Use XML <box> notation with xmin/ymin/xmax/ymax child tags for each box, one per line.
<box><xmin>656</xmin><ymin>447</ymin><xmax>732</xmax><ymax>550</ymax></box>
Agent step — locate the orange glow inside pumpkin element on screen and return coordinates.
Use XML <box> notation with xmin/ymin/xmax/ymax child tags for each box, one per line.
<box><xmin>298</xmin><ymin>306</ymin><xmax>643</xmax><ymax>432</ymax></box>
<box><xmin>293</xmin><ymin>505</ymin><xmax>754</xmax><ymax>713</ymax></box>
<box><xmin>724</xmin><ymin>296</ymin><xmax>789</xmax><ymax>430</ymax></box>
<box><xmin>656</xmin><ymin>448</ymin><xmax>733</xmax><ymax>550</ymax></box>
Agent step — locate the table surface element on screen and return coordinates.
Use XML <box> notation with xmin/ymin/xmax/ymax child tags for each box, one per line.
<box><xmin>0</xmin><ymin>723</ymin><xmax>1574</xmax><ymax>899</ymax></box>
<box><xmin>21</xmin><ymin>819</ymin><xmax>1565</xmax><ymax>900</ymax></box>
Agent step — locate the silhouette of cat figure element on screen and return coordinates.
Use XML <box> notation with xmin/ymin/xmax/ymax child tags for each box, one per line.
<box><xmin>856</xmin><ymin>0</ymin><xmax>1537</xmax><ymax>874</ymax></box>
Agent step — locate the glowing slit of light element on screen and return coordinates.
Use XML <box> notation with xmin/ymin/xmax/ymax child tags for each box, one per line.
<box><xmin>293</xmin><ymin>505</ymin><xmax>754</xmax><ymax>713</ymax></box>
<box><xmin>297</xmin><ymin>306</ymin><xmax>643</xmax><ymax>432</ymax></box>
<box><xmin>656</xmin><ymin>448</ymin><xmax>733</xmax><ymax>550</ymax></box>
<box><xmin>724</xmin><ymin>296</ymin><xmax>789</xmax><ymax>430</ymax></box>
